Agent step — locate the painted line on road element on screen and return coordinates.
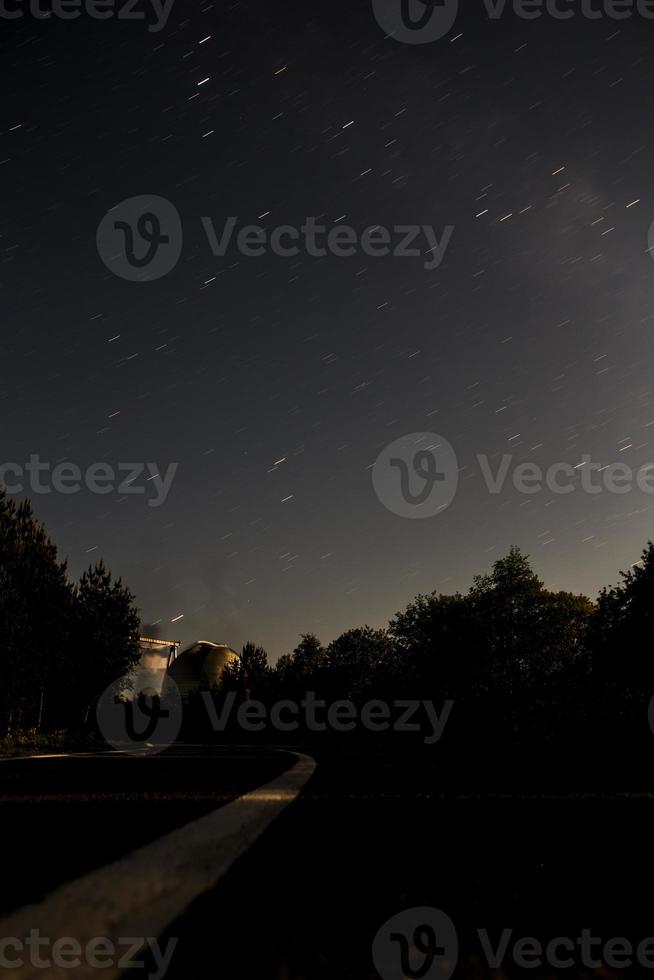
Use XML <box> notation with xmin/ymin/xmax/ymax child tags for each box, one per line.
<box><xmin>0</xmin><ymin>750</ymin><xmax>316</xmax><ymax>979</ymax></box>
<box><xmin>0</xmin><ymin>749</ymin><xmax>133</xmax><ymax>762</ymax></box>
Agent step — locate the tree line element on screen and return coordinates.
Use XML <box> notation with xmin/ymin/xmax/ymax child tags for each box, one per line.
<box><xmin>188</xmin><ymin>544</ymin><xmax>654</xmax><ymax>761</ymax></box>
<box><xmin>0</xmin><ymin>487</ymin><xmax>140</xmax><ymax>734</ymax></box>
<box><xmin>3</xmin><ymin>483</ymin><xmax>654</xmax><ymax>762</ymax></box>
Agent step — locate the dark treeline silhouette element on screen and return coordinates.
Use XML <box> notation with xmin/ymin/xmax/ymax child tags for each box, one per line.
<box><xmin>0</xmin><ymin>487</ymin><xmax>140</xmax><ymax>734</ymax></box>
<box><xmin>3</xmin><ymin>484</ymin><xmax>654</xmax><ymax>771</ymax></box>
<box><xmin>183</xmin><ymin>543</ymin><xmax>654</xmax><ymax>770</ymax></box>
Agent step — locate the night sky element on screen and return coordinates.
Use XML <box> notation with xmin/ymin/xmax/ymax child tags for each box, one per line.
<box><xmin>3</xmin><ymin>1</ymin><xmax>654</xmax><ymax>658</ymax></box>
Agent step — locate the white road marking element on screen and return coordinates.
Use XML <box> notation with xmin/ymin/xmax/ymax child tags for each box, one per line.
<box><xmin>0</xmin><ymin>750</ymin><xmax>315</xmax><ymax>979</ymax></box>
<box><xmin>0</xmin><ymin>749</ymin><xmax>129</xmax><ymax>762</ymax></box>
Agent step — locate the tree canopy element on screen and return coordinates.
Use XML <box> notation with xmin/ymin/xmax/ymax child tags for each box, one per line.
<box><xmin>0</xmin><ymin>486</ymin><xmax>141</xmax><ymax>733</ymax></box>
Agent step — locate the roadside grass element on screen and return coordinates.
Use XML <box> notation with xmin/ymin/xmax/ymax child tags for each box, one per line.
<box><xmin>0</xmin><ymin>728</ymin><xmax>101</xmax><ymax>758</ymax></box>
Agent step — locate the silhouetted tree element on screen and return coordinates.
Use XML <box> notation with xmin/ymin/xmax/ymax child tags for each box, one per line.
<box><xmin>221</xmin><ymin>641</ymin><xmax>271</xmax><ymax>698</ymax></box>
<box><xmin>242</xmin><ymin>641</ymin><xmax>269</xmax><ymax>691</ymax></box>
<box><xmin>71</xmin><ymin>560</ymin><xmax>140</xmax><ymax>724</ymax></box>
<box><xmin>6</xmin><ymin>481</ymin><xmax>653</xmax><ymax>768</ymax></box>
<box><xmin>391</xmin><ymin>546</ymin><xmax>593</xmax><ymax>713</ymax></box>
<box><xmin>273</xmin><ymin>633</ymin><xmax>326</xmax><ymax>697</ymax></box>
<box><xmin>590</xmin><ymin>542</ymin><xmax>654</xmax><ymax>702</ymax></box>
<box><xmin>390</xmin><ymin>592</ymin><xmax>474</xmax><ymax>698</ymax></box>
<box><xmin>292</xmin><ymin>633</ymin><xmax>326</xmax><ymax>675</ymax></box>
<box><xmin>0</xmin><ymin>491</ymin><xmax>73</xmax><ymax>731</ymax></box>
<box><xmin>323</xmin><ymin>626</ymin><xmax>399</xmax><ymax>700</ymax></box>
<box><xmin>467</xmin><ymin>546</ymin><xmax>593</xmax><ymax>696</ymax></box>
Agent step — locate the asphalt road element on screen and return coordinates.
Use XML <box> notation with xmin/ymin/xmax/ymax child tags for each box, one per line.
<box><xmin>0</xmin><ymin>744</ymin><xmax>294</xmax><ymax>917</ymax></box>
<box><xmin>132</xmin><ymin>750</ymin><xmax>654</xmax><ymax>980</ymax></box>
<box><xmin>3</xmin><ymin>746</ymin><xmax>654</xmax><ymax>979</ymax></box>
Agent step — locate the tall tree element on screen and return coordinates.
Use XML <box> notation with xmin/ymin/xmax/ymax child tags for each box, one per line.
<box><xmin>467</xmin><ymin>546</ymin><xmax>593</xmax><ymax>695</ymax></box>
<box><xmin>270</xmin><ymin>633</ymin><xmax>326</xmax><ymax>699</ymax></box>
<box><xmin>390</xmin><ymin>547</ymin><xmax>593</xmax><ymax>700</ymax></box>
<box><xmin>239</xmin><ymin>641</ymin><xmax>270</xmax><ymax>696</ymax></box>
<box><xmin>72</xmin><ymin>560</ymin><xmax>141</xmax><ymax>719</ymax></box>
<box><xmin>389</xmin><ymin>592</ymin><xmax>473</xmax><ymax>698</ymax></box>
<box><xmin>590</xmin><ymin>542</ymin><xmax>654</xmax><ymax>697</ymax></box>
<box><xmin>0</xmin><ymin>492</ymin><xmax>73</xmax><ymax>731</ymax></box>
<box><xmin>323</xmin><ymin>626</ymin><xmax>398</xmax><ymax>700</ymax></box>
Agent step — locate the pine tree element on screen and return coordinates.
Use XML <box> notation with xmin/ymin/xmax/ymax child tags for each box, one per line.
<box><xmin>0</xmin><ymin>490</ymin><xmax>73</xmax><ymax>731</ymax></box>
<box><xmin>71</xmin><ymin>560</ymin><xmax>141</xmax><ymax>720</ymax></box>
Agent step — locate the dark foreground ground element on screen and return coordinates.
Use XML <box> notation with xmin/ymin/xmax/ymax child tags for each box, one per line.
<box><xmin>0</xmin><ymin>745</ymin><xmax>293</xmax><ymax>915</ymax></box>
<box><xmin>130</xmin><ymin>747</ymin><xmax>654</xmax><ymax>980</ymax></box>
<box><xmin>3</xmin><ymin>744</ymin><xmax>654</xmax><ymax>978</ymax></box>
<box><xmin>153</xmin><ymin>796</ymin><xmax>649</xmax><ymax>979</ymax></box>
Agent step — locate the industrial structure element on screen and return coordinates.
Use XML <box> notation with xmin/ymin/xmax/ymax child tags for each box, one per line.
<box><xmin>167</xmin><ymin>641</ymin><xmax>239</xmax><ymax>698</ymax></box>
<box><xmin>137</xmin><ymin>636</ymin><xmax>239</xmax><ymax>698</ymax></box>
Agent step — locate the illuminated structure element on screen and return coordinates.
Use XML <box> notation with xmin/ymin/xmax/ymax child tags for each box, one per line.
<box><xmin>137</xmin><ymin>636</ymin><xmax>181</xmax><ymax>694</ymax></box>
<box><xmin>139</xmin><ymin>636</ymin><xmax>181</xmax><ymax>668</ymax></box>
<box><xmin>167</xmin><ymin>640</ymin><xmax>239</xmax><ymax>697</ymax></box>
